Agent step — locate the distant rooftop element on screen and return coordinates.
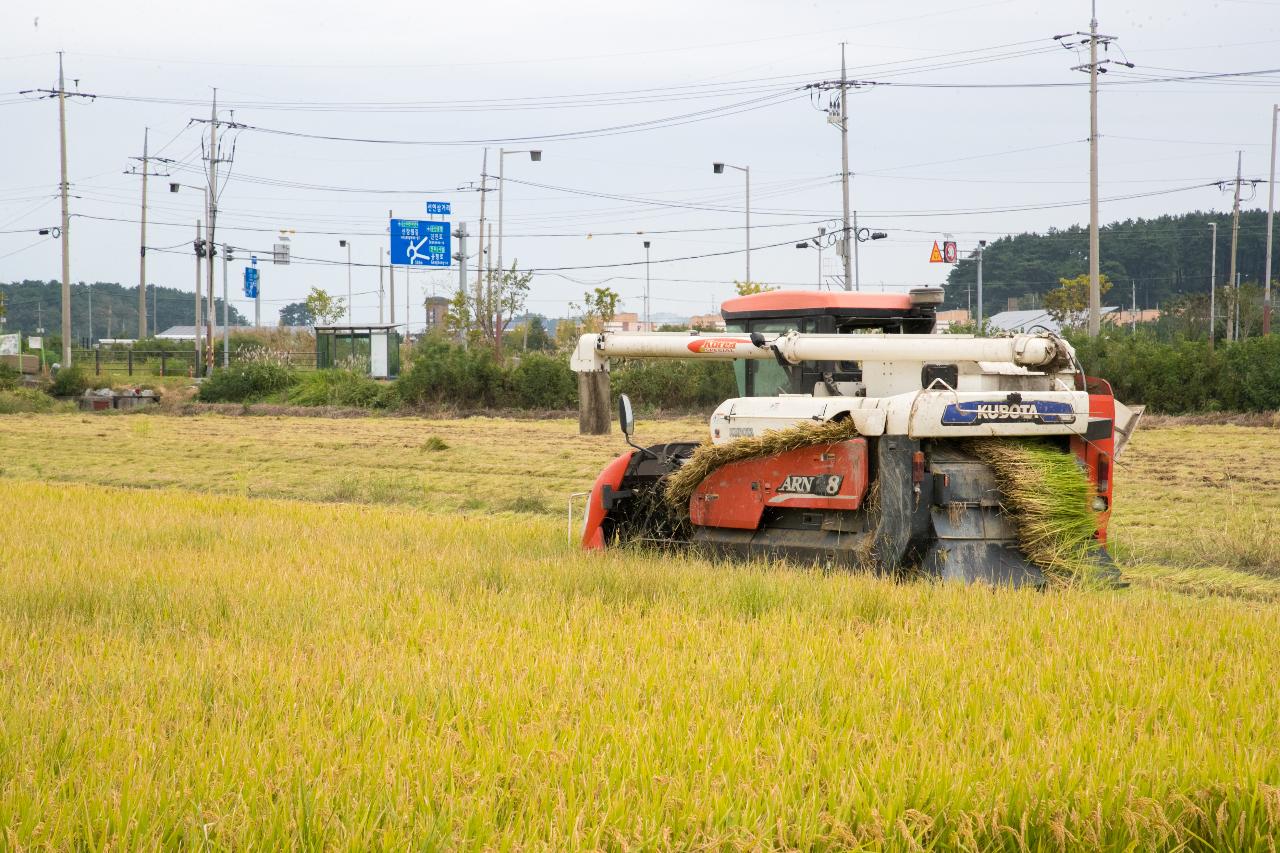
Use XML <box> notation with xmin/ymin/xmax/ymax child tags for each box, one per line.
<box><xmin>986</xmin><ymin>308</ymin><xmax>1119</xmax><ymax>334</ymax></box>
<box><xmin>156</xmin><ymin>325</ymin><xmax>252</xmax><ymax>340</ymax></box>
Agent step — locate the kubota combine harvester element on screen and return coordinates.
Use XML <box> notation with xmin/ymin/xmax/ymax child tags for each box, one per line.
<box><xmin>572</xmin><ymin>288</ymin><xmax>1142</xmax><ymax>587</ymax></box>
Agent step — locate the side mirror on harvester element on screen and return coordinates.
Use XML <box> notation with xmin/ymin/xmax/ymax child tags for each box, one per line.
<box><xmin>617</xmin><ymin>394</ymin><xmax>635</xmax><ymax>437</ymax></box>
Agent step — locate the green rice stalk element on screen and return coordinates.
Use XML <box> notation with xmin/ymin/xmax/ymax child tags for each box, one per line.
<box><xmin>967</xmin><ymin>438</ymin><xmax>1101</xmax><ymax>584</ymax></box>
<box><xmin>664</xmin><ymin>418</ymin><xmax>860</xmax><ymax>510</ymax></box>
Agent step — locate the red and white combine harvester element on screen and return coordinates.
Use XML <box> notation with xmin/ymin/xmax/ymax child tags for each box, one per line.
<box><xmin>572</xmin><ymin>288</ymin><xmax>1142</xmax><ymax>587</ymax></box>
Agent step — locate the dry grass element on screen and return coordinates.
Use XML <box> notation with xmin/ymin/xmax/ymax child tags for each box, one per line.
<box><xmin>1110</xmin><ymin>424</ymin><xmax>1280</xmax><ymax>593</ymax></box>
<box><xmin>3</xmin><ymin>478</ymin><xmax>1280</xmax><ymax>848</ymax></box>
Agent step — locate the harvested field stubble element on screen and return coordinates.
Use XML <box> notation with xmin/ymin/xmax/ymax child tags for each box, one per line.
<box><xmin>2</xmin><ymin>479</ymin><xmax>1280</xmax><ymax>849</ymax></box>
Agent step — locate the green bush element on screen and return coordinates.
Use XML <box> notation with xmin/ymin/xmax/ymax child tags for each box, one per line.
<box><xmin>1071</xmin><ymin>330</ymin><xmax>1280</xmax><ymax>414</ymax></box>
<box><xmin>612</xmin><ymin>359</ymin><xmax>737</xmax><ymax>410</ymax></box>
<box><xmin>48</xmin><ymin>365</ymin><xmax>89</xmax><ymax>397</ymax></box>
<box><xmin>395</xmin><ymin>341</ymin><xmax>508</xmax><ymax>409</ymax></box>
<box><xmin>0</xmin><ymin>363</ymin><xmax>19</xmax><ymax>391</ymax></box>
<box><xmin>510</xmin><ymin>353</ymin><xmax>576</xmax><ymax>409</ymax></box>
<box><xmin>197</xmin><ymin>363</ymin><xmax>298</xmax><ymax>403</ymax></box>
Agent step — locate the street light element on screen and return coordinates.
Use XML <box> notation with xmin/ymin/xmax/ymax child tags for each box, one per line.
<box><xmin>643</xmin><ymin>240</ymin><xmax>651</xmax><ymax>329</ymax></box>
<box><xmin>171</xmin><ymin>181</ymin><xmax>211</xmax><ymax>374</ymax></box>
<box><xmin>795</xmin><ymin>226</ymin><xmax>828</xmax><ymax>288</ymax></box>
<box><xmin>713</xmin><ymin>161</ymin><xmax>750</xmax><ymax>284</ymax></box>
<box><xmin>339</xmin><ymin>239</ymin><xmax>352</xmax><ymax>323</ymax></box>
<box><xmin>497</xmin><ymin>148</ymin><xmax>543</xmax><ymax>279</ymax></box>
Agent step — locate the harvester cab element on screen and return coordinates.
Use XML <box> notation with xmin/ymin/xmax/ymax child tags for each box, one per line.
<box><xmin>573</xmin><ymin>288</ymin><xmax>1142</xmax><ymax>587</ymax></box>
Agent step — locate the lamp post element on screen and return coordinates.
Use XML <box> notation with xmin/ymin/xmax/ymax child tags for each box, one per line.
<box><xmin>643</xmin><ymin>240</ymin><xmax>651</xmax><ymax>329</ymax></box>
<box><xmin>795</xmin><ymin>226</ymin><xmax>829</xmax><ymax>288</ymax></box>
<box><xmin>713</xmin><ymin>162</ymin><xmax>750</xmax><ymax>284</ymax></box>
<box><xmin>339</xmin><ymin>239</ymin><xmax>352</xmax><ymax>323</ymax></box>
<box><xmin>798</xmin><ymin>224</ymin><xmax>883</xmax><ymax>291</ymax></box>
<box><xmin>497</xmin><ymin>148</ymin><xmax>542</xmax><ymax>279</ymax></box>
<box><xmin>1209</xmin><ymin>222</ymin><xmax>1218</xmax><ymax>351</ymax></box>
<box><xmin>170</xmin><ymin>181</ymin><xmax>209</xmax><ymax>374</ymax></box>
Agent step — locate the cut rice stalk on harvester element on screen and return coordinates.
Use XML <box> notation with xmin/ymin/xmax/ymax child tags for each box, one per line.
<box><xmin>573</xmin><ymin>289</ymin><xmax>1141</xmax><ymax>588</ymax></box>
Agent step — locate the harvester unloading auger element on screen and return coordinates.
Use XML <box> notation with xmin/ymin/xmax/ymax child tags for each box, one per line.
<box><xmin>572</xmin><ymin>289</ymin><xmax>1143</xmax><ymax>587</ymax></box>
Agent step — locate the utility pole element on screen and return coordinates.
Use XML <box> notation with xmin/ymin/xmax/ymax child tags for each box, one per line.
<box><xmin>57</xmin><ymin>53</ymin><xmax>72</xmax><ymax>365</ymax></box>
<box><xmin>1209</xmin><ymin>222</ymin><xmax>1218</xmax><ymax>351</ymax></box>
<box><xmin>204</xmin><ymin>90</ymin><xmax>220</xmax><ymax>376</ymax></box>
<box><xmin>387</xmin><ymin>209</ymin><xmax>396</xmax><ymax>326</ymax></box>
<box><xmin>1130</xmin><ymin>279</ymin><xmax>1136</xmax><ymax>333</ymax></box>
<box><xmin>1228</xmin><ymin>150</ymin><xmax>1243</xmax><ymax>343</ymax></box>
<box><xmin>1060</xmin><ymin>4</ymin><xmax>1131</xmax><ymax>336</ymax></box>
<box><xmin>976</xmin><ymin>241</ymin><xmax>986</xmax><ymax>331</ymax></box>
<box><xmin>475</xmin><ymin>150</ymin><xmax>489</xmax><ymax>312</ymax></box>
<box><xmin>1265</xmin><ymin>103</ymin><xmax>1277</xmax><ymax>336</ymax></box>
<box><xmin>379</xmin><ymin>247</ymin><xmax>385</xmax><ymax>324</ymax></box>
<box><xmin>455</xmin><ymin>223</ymin><xmax>468</xmax><ymax>344</ymax></box>
<box><xmin>137</xmin><ymin>128</ymin><xmax>148</xmax><ymax>339</ymax></box>
<box><xmin>194</xmin><ymin>221</ymin><xmax>202</xmax><ymax>370</ymax></box>
<box><xmin>839</xmin><ymin>43</ymin><xmax>853</xmax><ymax>292</ymax></box>
<box><xmin>1086</xmin><ymin>5</ymin><xmax>1101</xmax><ymax>336</ymax></box>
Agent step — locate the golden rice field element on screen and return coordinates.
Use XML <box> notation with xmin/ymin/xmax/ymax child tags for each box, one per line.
<box><xmin>1</xmin><ymin>412</ymin><xmax>1279</xmax><ymax>849</ymax></box>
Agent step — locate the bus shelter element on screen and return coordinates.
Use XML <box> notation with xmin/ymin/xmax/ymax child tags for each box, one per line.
<box><xmin>314</xmin><ymin>324</ymin><xmax>401</xmax><ymax>379</ymax></box>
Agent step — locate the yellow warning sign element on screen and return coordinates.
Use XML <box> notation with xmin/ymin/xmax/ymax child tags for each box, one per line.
<box><xmin>929</xmin><ymin>241</ymin><xmax>944</xmax><ymax>263</ymax></box>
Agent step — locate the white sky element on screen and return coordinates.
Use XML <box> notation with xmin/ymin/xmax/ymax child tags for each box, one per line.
<box><xmin>2</xmin><ymin>0</ymin><xmax>1279</xmax><ymax>327</ymax></box>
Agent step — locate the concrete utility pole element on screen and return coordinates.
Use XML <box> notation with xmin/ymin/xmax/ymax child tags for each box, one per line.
<box><xmin>1060</xmin><ymin>3</ymin><xmax>1130</xmax><ymax>336</ymax></box>
<box><xmin>976</xmin><ymin>241</ymin><xmax>986</xmax><ymax>331</ymax></box>
<box><xmin>839</xmin><ymin>43</ymin><xmax>853</xmax><ymax>292</ymax></box>
<box><xmin>387</xmin><ymin>209</ymin><xmax>396</xmax><ymax>326</ymax></box>
<box><xmin>1228</xmin><ymin>150</ymin><xmax>1243</xmax><ymax>343</ymax></box>
<box><xmin>57</xmin><ymin>53</ymin><xmax>72</xmax><ymax>365</ymax></box>
<box><xmin>455</xmin><ymin>223</ymin><xmax>468</xmax><ymax>344</ymax></box>
<box><xmin>378</xmin><ymin>248</ymin><xmax>385</xmax><ymax>324</ymax></box>
<box><xmin>137</xmin><ymin>128</ymin><xmax>148</xmax><ymax>339</ymax></box>
<box><xmin>476</xmin><ymin>149</ymin><xmax>489</xmax><ymax>310</ymax></box>
<box><xmin>1265</xmin><ymin>103</ymin><xmax>1277</xmax><ymax>336</ymax></box>
<box><xmin>194</xmin><ymin>220</ymin><xmax>203</xmax><ymax>370</ymax></box>
<box><xmin>1086</xmin><ymin>4</ymin><xmax>1101</xmax><ymax>336</ymax></box>
<box><xmin>205</xmin><ymin>90</ymin><xmax>219</xmax><ymax>376</ymax></box>
<box><xmin>1209</xmin><ymin>221</ymin><xmax>1218</xmax><ymax>351</ymax></box>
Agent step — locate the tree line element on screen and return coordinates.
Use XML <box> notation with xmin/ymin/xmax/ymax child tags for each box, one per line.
<box><xmin>943</xmin><ymin>209</ymin><xmax>1279</xmax><ymax>315</ymax></box>
<box><xmin>0</xmin><ymin>280</ymin><xmax>245</xmax><ymax>343</ymax></box>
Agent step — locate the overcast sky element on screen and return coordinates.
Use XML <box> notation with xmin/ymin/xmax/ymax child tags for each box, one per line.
<box><xmin>2</xmin><ymin>0</ymin><xmax>1279</xmax><ymax>327</ymax></box>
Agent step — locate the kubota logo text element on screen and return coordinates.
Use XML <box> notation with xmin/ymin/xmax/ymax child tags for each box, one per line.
<box><xmin>941</xmin><ymin>397</ymin><xmax>1076</xmax><ymax>426</ymax></box>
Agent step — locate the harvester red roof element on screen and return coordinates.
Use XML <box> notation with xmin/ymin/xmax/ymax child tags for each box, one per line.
<box><xmin>720</xmin><ymin>290</ymin><xmax>914</xmax><ymax>315</ymax></box>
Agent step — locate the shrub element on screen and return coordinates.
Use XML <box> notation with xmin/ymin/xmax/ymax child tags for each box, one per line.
<box><xmin>395</xmin><ymin>341</ymin><xmax>508</xmax><ymax>409</ymax></box>
<box><xmin>613</xmin><ymin>359</ymin><xmax>736</xmax><ymax>411</ymax></box>
<box><xmin>1069</xmin><ymin>331</ymin><xmax>1280</xmax><ymax>414</ymax></box>
<box><xmin>0</xmin><ymin>363</ymin><xmax>19</xmax><ymax>391</ymax></box>
<box><xmin>510</xmin><ymin>353</ymin><xmax>576</xmax><ymax>409</ymax></box>
<box><xmin>198</xmin><ymin>363</ymin><xmax>297</xmax><ymax>403</ymax></box>
<box><xmin>48</xmin><ymin>365</ymin><xmax>89</xmax><ymax>397</ymax></box>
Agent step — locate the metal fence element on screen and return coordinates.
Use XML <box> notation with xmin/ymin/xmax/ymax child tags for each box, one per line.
<box><xmin>70</xmin><ymin>349</ymin><xmax>318</xmax><ymax>378</ymax></box>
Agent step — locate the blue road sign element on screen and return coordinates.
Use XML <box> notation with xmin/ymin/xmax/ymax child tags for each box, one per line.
<box><xmin>244</xmin><ymin>266</ymin><xmax>260</xmax><ymax>298</ymax></box>
<box><xmin>390</xmin><ymin>218</ymin><xmax>451</xmax><ymax>267</ymax></box>
<box><xmin>426</xmin><ymin>201</ymin><xmax>451</xmax><ymax>216</ymax></box>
